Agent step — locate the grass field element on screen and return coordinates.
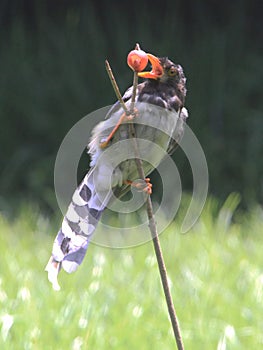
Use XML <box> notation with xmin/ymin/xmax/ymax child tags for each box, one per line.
<box><xmin>0</xmin><ymin>195</ymin><xmax>262</xmax><ymax>349</ymax></box>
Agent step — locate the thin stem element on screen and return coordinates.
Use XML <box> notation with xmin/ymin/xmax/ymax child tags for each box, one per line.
<box><xmin>105</xmin><ymin>58</ymin><xmax>184</xmax><ymax>350</ymax></box>
<box><xmin>130</xmin><ymin>72</ymin><xmax>138</xmax><ymax>112</ymax></box>
<box><xmin>105</xmin><ymin>60</ymin><xmax>129</xmax><ymax>114</ymax></box>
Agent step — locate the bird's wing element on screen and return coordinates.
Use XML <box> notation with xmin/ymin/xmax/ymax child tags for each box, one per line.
<box><xmin>167</xmin><ymin>107</ymin><xmax>188</xmax><ymax>155</ymax></box>
<box><xmin>111</xmin><ymin>103</ymin><xmax>181</xmax><ymax>200</ymax></box>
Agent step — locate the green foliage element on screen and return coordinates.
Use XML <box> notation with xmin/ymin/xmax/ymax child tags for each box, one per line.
<box><xmin>0</xmin><ymin>1</ymin><xmax>262</xmax><ymax>212</ymax></box>
<box><xmin>0</xmin><ymin>197</ymin><xmax>262</xmax><ymax>349</ymax></box>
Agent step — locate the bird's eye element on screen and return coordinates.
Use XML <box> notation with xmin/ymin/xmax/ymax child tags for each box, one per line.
<box><xmin>168</xmin><ymin>67</ymin><xmax>177</xmax><ymax>77</ymax></box>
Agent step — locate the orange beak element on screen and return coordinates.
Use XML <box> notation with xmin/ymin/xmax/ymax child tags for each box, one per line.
<box><xmin>137</xmin><ymin>53</ymin><xmax>163</xmax><ymax>80</ymax></box>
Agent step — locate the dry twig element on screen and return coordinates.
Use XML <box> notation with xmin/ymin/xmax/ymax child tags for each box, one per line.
<box><xmin>105</xmin><ymin>52</ymin><xmax>184</xmax><ymax>350</ymax></box>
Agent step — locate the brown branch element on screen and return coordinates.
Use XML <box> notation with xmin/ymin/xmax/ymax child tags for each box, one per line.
<box><xmin>105</xmin><ymin>56</ymin><xmax>184</xmax><ymax>350</ymax></box>
<box><xmin>105</xmin><ymin>60</ymin><xmax>129</xmax><ymax>114</ymax></box>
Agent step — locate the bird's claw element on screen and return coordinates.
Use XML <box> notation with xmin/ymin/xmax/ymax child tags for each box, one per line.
<box><xmin>143</xmin><ymin>178</ymin><xmax>152</xmax><ymax>195</ymax></box>
<box><xmin>100</xmin><ymin>108</ymin><xmax>139</xmax><ymax>149</ymax></box>
<box><xmin>125</xmin><ymin>178</ymin><xmax>152</xmax><ymax>195</ymax></box>
<box><xmin>126</xmin><ymin>107</ymin><xmax>139</xmax><ymax>120</ymax></box>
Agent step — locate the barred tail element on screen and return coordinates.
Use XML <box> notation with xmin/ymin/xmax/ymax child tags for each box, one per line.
<box><xmin>45</xmin><ymin>169</ymin><xmax>111</xmax><ymax>290</ymax></box>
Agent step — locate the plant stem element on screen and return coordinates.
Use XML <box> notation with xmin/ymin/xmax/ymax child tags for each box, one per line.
<box><xmin>105</xmin><ymin>60</ymin><xmax>129</xmax><ymax>114</ymax></box>
<box><xmin>105</xmin><ymin>57</ymin><xmax>184</xmax><ymax>350</ymax></box>
<box><xmin>130</xmin><ymin>71</ymin><xmax>138</xmax><ymax>112</ymax></box>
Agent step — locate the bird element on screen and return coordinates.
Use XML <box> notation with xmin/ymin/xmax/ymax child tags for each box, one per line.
<box><xmin>45</xmin><ymin>52</ymin><xmax>188</xmax><ymax>290</ymax></box>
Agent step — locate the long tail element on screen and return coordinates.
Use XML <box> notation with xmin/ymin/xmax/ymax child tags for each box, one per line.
<box><xmin>45</xmin><ymin>169</ymin><xmax>111</xmax><ymax>290</ymax></box>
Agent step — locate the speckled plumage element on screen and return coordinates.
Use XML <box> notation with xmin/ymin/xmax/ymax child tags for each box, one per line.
<box><xmin>46</xmin><ymin>57</ymin><xmax>188</xmax><ymax>290</ymax></box>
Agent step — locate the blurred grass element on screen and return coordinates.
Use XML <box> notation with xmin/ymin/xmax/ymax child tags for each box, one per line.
<box><xmin>0</xmin><ymin>196</ymin><xmax>262</xmax><ymax>349</ymax></box>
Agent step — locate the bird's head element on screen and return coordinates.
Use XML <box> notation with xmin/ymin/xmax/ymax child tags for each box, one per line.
<box><xmin>138</xmin><ymin>54</ymin><xmax>186</xmax><ymax>97</ymax></box>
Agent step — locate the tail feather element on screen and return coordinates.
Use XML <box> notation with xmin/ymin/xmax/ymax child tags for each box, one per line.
<box><xmin>45</xmin><ymin>170</ymin><xmax>111</xmax><ymax>290</ymax></box>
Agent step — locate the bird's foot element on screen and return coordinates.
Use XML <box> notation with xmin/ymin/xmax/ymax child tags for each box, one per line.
<box><xmin>125</xmin><ymin>177</ymin><xmax>152</xmax><ymax>195</ymax></box>
<box><xmin>100</xmin><ymin>108</ymin><xmax>139</xmax><ymax>149</ymax></box>
<box><xmin>126</xmin><ymin>107</ymin><xmax>139</xmax><ymax>120</ymax></box>
<box><xmin>100</xmin><ymin>112</ymin><xmax>126</xmax><ymax>148</ymax></box>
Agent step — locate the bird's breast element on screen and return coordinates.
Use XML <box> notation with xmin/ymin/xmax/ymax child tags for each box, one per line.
<box><xmin>89</xmin><ymin>101</ymin><xmax>179</xmax><ymax>187</ymax></box>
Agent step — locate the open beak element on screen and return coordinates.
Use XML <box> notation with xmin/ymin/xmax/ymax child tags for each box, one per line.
<box><xmin>138</xmin><ymin>54</ymin><xmax>163</xmax><ymax>80</ymax></box>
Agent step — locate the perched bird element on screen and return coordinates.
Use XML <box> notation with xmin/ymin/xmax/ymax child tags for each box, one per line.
<box><xmin>45</xmin><ymin>53</ymin><xmax>188</xmax><ymax>290</ymax></box>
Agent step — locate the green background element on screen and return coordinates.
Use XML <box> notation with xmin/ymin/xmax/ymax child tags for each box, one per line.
<box><xmin>0</xmin><ymin>0</ymin><xmax>262</xmax><ymax>212</ymax></box>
